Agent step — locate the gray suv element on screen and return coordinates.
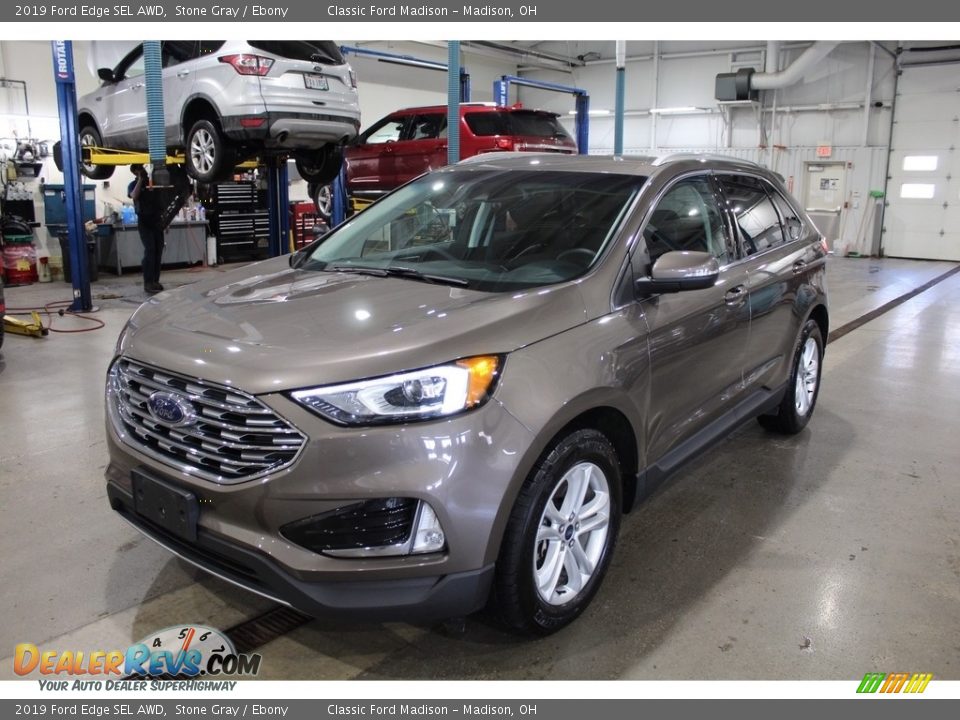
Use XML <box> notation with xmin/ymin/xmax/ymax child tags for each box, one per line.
<box><xmin>77</xmin><ymin>41</ymin><xmax>360</xmax><ymax>184</ymax></box>
<box><xmin>104</xmin><ymin>154</ymin><xmax>828</xmax><ymax>635</ymax></box>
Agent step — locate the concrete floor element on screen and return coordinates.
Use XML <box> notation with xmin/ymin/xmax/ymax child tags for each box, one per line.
<box><xmin>1</xmin><ymin>256</ymin><xmax>958</xmax><ymax>680</ymax></box>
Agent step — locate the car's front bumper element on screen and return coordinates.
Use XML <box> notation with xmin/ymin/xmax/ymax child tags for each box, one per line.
<box><xmin>104</xmin><ymin>387</ymin><xmax>532</xmax><ymax>620</ymax></box>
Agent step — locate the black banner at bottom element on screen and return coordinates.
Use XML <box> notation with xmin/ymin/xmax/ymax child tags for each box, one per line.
<box><xmin>3</xmin><ymin>699</ymin><xmax>959</xmax><ymax>720</ymax></box>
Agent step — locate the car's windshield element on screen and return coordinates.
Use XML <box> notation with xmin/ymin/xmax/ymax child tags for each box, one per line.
<box><xmin>302</xmin><ymin>168</ymin><xmax>645</xmax><ymax>292</ymax></box>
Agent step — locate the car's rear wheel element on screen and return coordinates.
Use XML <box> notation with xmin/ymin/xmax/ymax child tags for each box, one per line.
<box><xmin>307</xmin><ymin>182</ymin><xmax>333</xmax><ymax>222</ymax></box>
<box><xmin>295</xmin><ymin>144</ymin><xmax>343</xmax><ymax>185</ymax></box>
<box><xmin>758</xmin><ymin>318</ymin><xmax>824</xmax><ymax>434</ymax></box>
<box><xmin>185</xmin><ymin>119</ymin><xmax>236</xmax><ymax>183</ymax></box>
<box><xmin>78</xmin><ymin>125</ymin><xmax>114</xmax><ymax>180</ymax></box>
<box><xmin>492</xmin><ymin>428</ymin><xmax>621</xmax><ymax>635</ymax></box>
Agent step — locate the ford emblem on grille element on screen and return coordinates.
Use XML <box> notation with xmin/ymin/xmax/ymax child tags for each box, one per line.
<box><xmin>147</xmin><ymin>391</ymin><xmax>196</xmax><ymax>427</ymax></box>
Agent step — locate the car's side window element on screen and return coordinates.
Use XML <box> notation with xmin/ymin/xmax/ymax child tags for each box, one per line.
<box><xmin>115</xmin><ymin>46</ymin><xmax>145</xmax><ymax>81</ymax></box>
<box><xmin>162</xmin><ymin>41</ymin><xmax>197</xmax><ymax>67</ymax></box>
<box><xmin>768</xmin><ymin>187</ymin><xmax>805</xmax><ymax>242</ymax></box>
<box><xmin>642</xmin><ymin>176</ymin><xmax>731</xmax><ymax>267</ymax></box>
<box><xmin>362</xmin><ymin>117</ymin><xmax>407</xmax><ymax>145</ymax></box>
<box><xmin>408</xmin><ymin>114</ymin><xmax>447</xmax><ymax>141</ymax></box>
<box><xmin>716</xmin><ymin>175</ymin><xmax>786</xmax><ymax>256</ymax></box>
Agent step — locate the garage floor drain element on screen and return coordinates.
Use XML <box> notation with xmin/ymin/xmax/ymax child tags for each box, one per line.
<box><xmin>225</xmin><ymin>605</ymin><xmax>312</xmax><ymax>654</ymax></box>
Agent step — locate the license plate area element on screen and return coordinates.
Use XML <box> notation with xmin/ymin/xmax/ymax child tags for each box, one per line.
<box><xmin>304</xmin><ymin>74</ymin><xmax>329</xmax><ymax>91</ymax></box>
<box><xmin>131</xmin><ymin>469</ymin><xmax>199</xmax><ymax>542</ymax></box>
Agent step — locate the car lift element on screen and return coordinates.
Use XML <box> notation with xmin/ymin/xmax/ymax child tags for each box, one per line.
<box><xmin>493</xmin><ymin>75</ymin><xmax>591</xmax><ymax>154</ymax></box>
<box><xmin>51</xmin><ymin>41</ymin><xmax>93</xmax><ymax>312</ymax></box>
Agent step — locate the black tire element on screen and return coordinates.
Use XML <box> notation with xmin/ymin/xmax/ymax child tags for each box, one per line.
<box><xmin>184</xmin><ymin>119</ymin><xmax>236</xmax><ymax>183</ymax></box>
<box><xmin>758</xmin><ymin>318</ymin><xmax>824</xmax><ymax>434</ymax></box>
<box><xmin>492</xmin><ymin>428</ymin><xmax>622</xmax><ymax>635</ymax></box>
<box><xmin>307</xmin><ymin>182</ymin><xmax>333</xmax><ymax>222</ymax></box>
<box><xmin>78</xmin><ymin>125</ymin><xmax>114</xmax><ymax>180</ymax></box>
<box><xmin>295</xmin><ymin>144</ymin><xmax>343</xmax><ymax>185</ymax></box>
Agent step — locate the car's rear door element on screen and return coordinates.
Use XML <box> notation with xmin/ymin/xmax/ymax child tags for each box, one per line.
<box><xmin>392</xmin><ymin>112</ymin><xmax>448</xmax><ymax>181</ymax></box>
<box><xmin>636</xmin><ymin>173</ymin><xmax>751</xmax><ymax>464</ymax></box>
<box><xmin>715</xmin><ymin>174</ymin><xmax>822</xmax><ymax>393</ymax></box>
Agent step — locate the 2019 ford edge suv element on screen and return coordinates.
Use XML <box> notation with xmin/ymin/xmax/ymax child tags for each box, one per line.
<box><xmin>104</xmin><ymin>154</ymin><xmax>828</xmax><ymax>635</ymax></box>
<box><xmin>77</xmin><ymin>41</ymin><xmax>360</xmax><ymax>183</ymax></box>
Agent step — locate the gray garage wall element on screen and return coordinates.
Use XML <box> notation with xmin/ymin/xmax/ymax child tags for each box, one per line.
<box><xmin>514</xmin><ymin>41</ymin><xmax>896</xmax><ymax>254</ymax></box>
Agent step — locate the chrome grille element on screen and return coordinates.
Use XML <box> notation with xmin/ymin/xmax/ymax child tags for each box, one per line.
<box><xmin>108</xmin><ymin>358</ymin><xmax>306</xmax><ymax>484</ymax></box>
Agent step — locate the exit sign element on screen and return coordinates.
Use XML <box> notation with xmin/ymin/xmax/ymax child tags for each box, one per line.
<box><xmin>816</xmin><ymin>145</ymin><xmax>833</xmax><ymax>158</ymax></box>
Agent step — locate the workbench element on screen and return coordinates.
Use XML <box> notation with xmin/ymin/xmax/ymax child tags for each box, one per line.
<box><xmin>98</xmin><ymin>221</ymin><xmax>208</xmax><ymax>276</ymax></box>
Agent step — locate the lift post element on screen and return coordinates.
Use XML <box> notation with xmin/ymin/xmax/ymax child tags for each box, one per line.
<box><xmin>493</xmin><ymin>75</ymin><xmax>591</xmax><ymax>154</ymax></box>
<box><xmin>266</xmin><ymin>159</ymin><xmax>291</xmax><ymax>256</ymax></box>
<box><xmin>338</xmin><ymin>45</ymin><xmax>473</xmax><ymax>216</ymax></box>
<box><xmin>51</xmin><ymin>41</ymin><xmax>92</xmax><ymax>312</ymax></box>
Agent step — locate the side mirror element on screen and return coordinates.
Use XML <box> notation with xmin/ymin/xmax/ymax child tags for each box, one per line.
<box><xmin>97</xmin><ymin>68</ymin><xmax>116</xmax><ymax>83</ymax></box>
<box><xmin>289</xmin><ymin>249</ymin><xmax>308</xmax><ymax>269</ymax></box>
<box><xmin>635</xmin><ymin>251</ymin><xmax>720</xmax><ymax>294</ymax></box>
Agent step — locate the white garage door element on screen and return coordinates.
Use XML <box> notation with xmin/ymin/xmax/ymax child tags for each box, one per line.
<box><xmin>883</xmin><ymin>64</ymin><xmax>960</xmax><ymax>261</ymax></box>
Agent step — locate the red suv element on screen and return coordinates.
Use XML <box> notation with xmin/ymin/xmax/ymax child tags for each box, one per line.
<box><xmin>344</xmin><ymin>103</ymin><xmax>577</xmax><ymax>201</ymax></box>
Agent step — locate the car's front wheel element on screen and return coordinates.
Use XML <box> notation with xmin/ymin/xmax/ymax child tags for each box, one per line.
<box><xmin>185</xmin><ymin>119</ymin><xmax>236</xmax><ymax>183</ymax></box>
<box><xmin>78</xmin><ymin>125</ymin><xmax>114</xmax><ymax>180</ymax></box>
<box><xmin>493</xmin><ymin>428</ymin><xmax>621</xmax><ymax>635</ymax></box>
<box><xmin>758</xmin><ymin>318</ymin><xmax>824</xmax><ymax>434</ymax></box>
<box><xmin>295</xmin><ymin>144</ymin><xmax>343</xmax><ymax>185</ymax></box>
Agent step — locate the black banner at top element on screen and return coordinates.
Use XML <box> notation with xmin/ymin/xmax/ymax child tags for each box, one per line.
<box><xmin>2</xmin><ymin>0</ymin><xmax>960</xmax><ymax>22</ymax></box>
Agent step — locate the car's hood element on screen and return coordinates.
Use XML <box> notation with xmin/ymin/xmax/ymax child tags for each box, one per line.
<box><xmin>120</xmin><ymin>257</ymin><xmax>588</xmax><ymax>395</ymax></box>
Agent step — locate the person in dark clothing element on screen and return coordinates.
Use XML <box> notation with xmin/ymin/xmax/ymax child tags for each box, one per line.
<box><xmin>128</xmin><ymin>164</ymin><xmax>165</xmax><ymax>294</ymax></box>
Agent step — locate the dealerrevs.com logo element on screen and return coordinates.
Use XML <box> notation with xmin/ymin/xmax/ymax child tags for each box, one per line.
<box><xmin>857</xmin><ymin>672</ymin><xmax>933</xmax><ymax>694</ymax></box>
<box><xmin>14</xmin><ymin>625</ymin><xmax>262</xmax><ymax>688</ymax></box>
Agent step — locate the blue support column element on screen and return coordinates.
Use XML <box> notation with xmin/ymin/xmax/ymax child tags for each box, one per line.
<box><xmin>331</xmin><ymin>165</ymin><xmax>347</xmax><ymax>226</ymax></box>
<box><xmin>447</xmin><ymin>41</ymin><xmax>461</xmax><ymax>165</ymax></box>
<box><xmin>575</xmin><ymin>93</ymin><xmax>590</xmax><ymax>154</ymax></box>
<box><xmin>266</xmin><ymin>161</ymin><xmax>290</xmax><ymax>256</ymax></box>
<box><xmin>51</xmin><ymin>41</ymin><xmax>91</xmax><ymax>312</ymax></box>
<box><xmin>493</xmin><ymin>78</ymin><xmax>509</xmax><ymax>107</ymax></box>
<box><xmin>614</xmin><ymin>68</ymin><xmax>625</xmax><ymax>155</ymax></box>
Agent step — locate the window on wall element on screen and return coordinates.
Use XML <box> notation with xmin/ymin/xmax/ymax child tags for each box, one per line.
<box><xmin>902</xmin><ymin>156</ymin><xmax>938</xmax><ymax>172</ymax></box>
<box><xmin>642</xmin><ymin>177</ymin><xmax>731</xmax><ymax>266</ymax></box>
<box><xmin>716</xmin><ymin>175</ymin><xmax>785</xmax><ymax>256</ymax></box>
<box><xmin>900</xmin><ymin>183</ymin><xmax>936</xmax><ymax>199</ymax></box>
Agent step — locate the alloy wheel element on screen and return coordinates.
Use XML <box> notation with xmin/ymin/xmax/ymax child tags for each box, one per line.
<box><xmin>190</xmin><ymin>128</ymin><xmax>216</xmax><ymax>175</ymax></box>
<box><xmin>795</xmin><ymin>336</ymin><xmax>820</xmax><ymax>416</ymax></box>
<box><xmin>533</xmin><ymin>461</ymin><xmax>611</xmax><ymax>605</ymax></box>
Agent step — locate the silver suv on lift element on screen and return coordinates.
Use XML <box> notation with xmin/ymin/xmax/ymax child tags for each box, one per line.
<box><xmin>75</xmin><ymin>41</ymin><xmax>360</xmax><ymax>184</ymax></box>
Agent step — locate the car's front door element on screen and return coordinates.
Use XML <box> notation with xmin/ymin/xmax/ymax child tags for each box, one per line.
<box><xmin>344</xmin><ymin>114</ymin><xmax>409</xmax><ymax>197</ymax></box>
<box><xmin>393</xmin><ymin>113</ymin><xmax>448</xmax><ymax>183</ymax></box>
<box><xmin>95</xmin><ymin>45</ymin><xmax>146</xmax><ymax>148</ymax></box>
<box><xmin>634</xmin><ymin>174</ymin><xmax>751</xmax><ymax>466</ymax></box>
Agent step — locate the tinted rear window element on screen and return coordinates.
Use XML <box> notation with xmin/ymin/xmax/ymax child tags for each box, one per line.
<box><xmin>248</xmin><ymin>41</ymin><xmax>344</xmax><ymax>65</ymax></box>
<box><xmin>465</xmin><ymin>111</ymin><xmax>571</xmax><ymax>139</ymax></box>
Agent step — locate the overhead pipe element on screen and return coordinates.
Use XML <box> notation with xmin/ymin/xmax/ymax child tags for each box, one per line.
<box><xmin>750</xmin><ymin>41</ymin><xmax>839</xmax><ymax>90</ymax></box>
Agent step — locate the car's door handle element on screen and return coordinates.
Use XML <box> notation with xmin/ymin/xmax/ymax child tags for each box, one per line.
<box><xmin>131</xmin><ymin>82</ymin><xmax>144</xmax><ymax>90</ymax></box>
<box><xmin>725</xmin><ymin>285</ymin><xmax>747</xmax><ymax>304</ymax></box>
<box><xmin>177</xmin><ymin>70</ymin><xmax>190</xmax><ymax>78</ymax></box>
<box><xmin>792</xmin><ymin>260</ymin><xmax>807</xmax><ymax>274</ymax></box>
<box><xmin>95</xmin><ymin>96</ymin><xmax>102</xmax><ymax>102</ymax></box>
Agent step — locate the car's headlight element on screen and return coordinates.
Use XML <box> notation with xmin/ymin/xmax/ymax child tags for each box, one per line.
<box><xmin>289</xmin><ymin>355</ymin><xmax>502</xmax><ymax>426</ymax></box>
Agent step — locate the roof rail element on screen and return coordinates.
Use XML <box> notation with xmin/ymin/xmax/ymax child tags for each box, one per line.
<box><xmin>651</xmin><ymin>152</ymin><xmax>763</xmax><ymax>167</ymax></box>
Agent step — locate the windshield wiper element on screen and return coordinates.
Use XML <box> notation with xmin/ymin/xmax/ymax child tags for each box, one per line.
<box><xmin>383</xmin><ymin>266</ymin><xmax>470</xmax><ymax>287</ymax></box>
<box><xmin>327</xmin><ymin>264</ymin><xmax>389</xmax><ymax>276</ymax></box>
<box><xmin>326</xmin><ymin>263</ymin><xmax>469</xmax><ymax>287</ymax></box>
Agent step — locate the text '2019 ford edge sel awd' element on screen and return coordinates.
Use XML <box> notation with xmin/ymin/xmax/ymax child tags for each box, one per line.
<box><xmin>105</xmin><ymin>154</ymin><xmax>828</xmax><ymax>635</ymax></box>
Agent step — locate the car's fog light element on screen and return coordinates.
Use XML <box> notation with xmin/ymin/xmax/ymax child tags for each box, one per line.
<box><xmin>412</xmin><ymin>503</ymin><xmax>445</xmax><ymax>554</ymax></box>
